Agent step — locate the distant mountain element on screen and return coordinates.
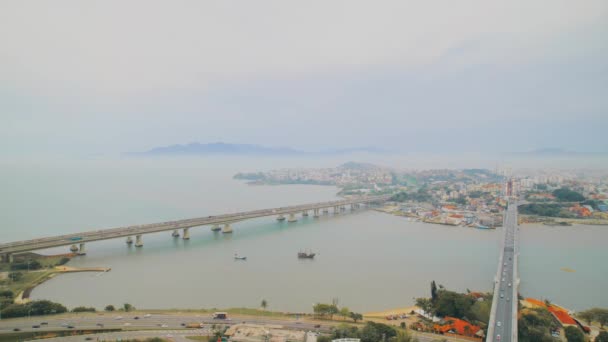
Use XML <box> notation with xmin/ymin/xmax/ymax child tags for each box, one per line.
<box><xmin>130</xmin><ymin>142</ymin><xmax>389</xmax><ymax>156</ymax></box>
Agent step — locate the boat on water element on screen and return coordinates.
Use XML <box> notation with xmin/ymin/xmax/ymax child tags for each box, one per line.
<box><xmin>475</xmin><ymin>223</ymin><xmax>492</xmax><ymax>229</ymax></box>
<box><xmin>298</xmin><ymin>251</ymin><xmax>315</xmax><ymax>259</ymax></box>
<box><xmin>234</xmin><ymin>254</ymin><xmax>247</xmax><ymax>261</ymax></box>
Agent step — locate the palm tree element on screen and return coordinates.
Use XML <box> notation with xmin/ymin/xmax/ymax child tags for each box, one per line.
<box><xmin>261</xmin><ymin>299</ymin><xmax>268</xmax><ymax>310</ymax></box>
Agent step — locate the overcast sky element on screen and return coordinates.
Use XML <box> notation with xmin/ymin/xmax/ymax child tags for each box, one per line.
<box><xmin>1</xmin><ymin>0</ymin><xmax>607</xmax><ymax>157</ymax></box>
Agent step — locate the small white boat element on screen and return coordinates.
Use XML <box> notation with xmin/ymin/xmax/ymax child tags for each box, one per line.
<box><xmin>234</xmin><ymin>254</ymin><xmax>247</xmax><ymax>261</ymax></box>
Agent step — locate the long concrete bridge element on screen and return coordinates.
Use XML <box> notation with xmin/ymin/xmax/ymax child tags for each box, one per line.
<box><xmin>487</xmin><ymin>201</ymin><xmax>520</xmax><ymax>342</ymax></box>
<box><xmin>0</xmin><ymin>195</ymin><xmax>391</xmax><ymax>262</ymax></box>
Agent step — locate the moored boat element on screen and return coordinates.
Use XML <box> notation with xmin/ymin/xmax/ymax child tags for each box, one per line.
<box><xmin>298</xmin><ymin>251</ymin><xmax>315</xmax><ymax>259</ymax></box>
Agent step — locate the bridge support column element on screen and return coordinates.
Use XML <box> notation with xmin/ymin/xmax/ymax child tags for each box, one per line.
<box><xmin>277</xmin><ymin>214</ymin><xmax>286</xmax><ymax>221</ymax></box>
<box><xmin>211</xmin><ymin>225</ymin><xmax>221</xmax><ymax>232</ymax></box>
<box><xmin>323</xmin><ymin>208</ymin><xmax>329</xmax><ymax>214</ymax></box>
<box><xmin>313</xmin><ymin>209</ymin><xmax>320</xmax><ymax>218</ymax></box>
<box><xmin>172</xmin><ymin>229</ymin><xmax>180</xmax><ymax>237</ymax></box>
<box><xmin>302</xmin><ymin>210</ymin><xmax>309</xmax><ymax>217</ymax></box>
<box><xmin>78</xmin><ymin>243</ymin><xmax>86</xmax><ymax>255</ymax></box>
<box><xmin>288</xmin><ymin>213</ymin><xmax>297</xmax><ymax>222</ymax></box>
<box><xmin>126</xmin><ymin>236</ymin><xmax>133</xmax><ymax>245</ymax></box>
<box><xmin>340</xmin><ymin>205</ymin><xmax>346</xmax><ymax>212</ymax></box>
<box><xmin>3</xmin><ymin>253</ymin><xmax>13</xmax><ymax>263</ymax></box>
<box><xmin>334</xmin><ymin>206</ymin><xmax>339</xmax><ymax>214</ymax></box>
<box><xmin>222</xmin><ymin>224</ymin><xmax>233</xmax><ymax>234</ymax></box>
<box><xmin>183</xmin><ymin>228</ymin><xmax>190</xmax><ymax>240</ymax></box>
<box><xmin>135</xmin><ymin>235</ymin><xmax>143</xmax><ymax>247</ymax></box>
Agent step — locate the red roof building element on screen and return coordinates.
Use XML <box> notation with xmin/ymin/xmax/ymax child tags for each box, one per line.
<box><xmin>434</xmin><ymin>317</ymin><xmax>481</xmax><ymax>336</ymax></box>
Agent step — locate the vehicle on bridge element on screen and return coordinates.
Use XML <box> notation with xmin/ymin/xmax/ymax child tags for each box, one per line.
<box><xmin>68</xmin><ymin>237</ymin><xmax>83</xmax><ymax>241</ymax></box>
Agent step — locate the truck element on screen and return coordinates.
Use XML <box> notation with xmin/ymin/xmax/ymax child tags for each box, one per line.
<box><xmin>186</xmin><ymin>323</ymin><xmax>204</xmax><ymax>328</ymax></box>
<box><xmin>212</xmin><ymin>312</ymin><xmax>228</xmax><ymax>320</ymax></box>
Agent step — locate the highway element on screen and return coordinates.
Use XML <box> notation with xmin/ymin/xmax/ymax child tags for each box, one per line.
<box><xmin>487</xmin><ymin>202</ymin><xmax>519</xmax><ymax>342</ymax></box>
<box><xmin>0</xmin><ymin>194</ymin><xmax>390</xmax><ymax>258</ymax></box>
<box><xmin>0</xmin><ymin>312</ymin><xmax>477</xmax><ymax>342</ymax></box>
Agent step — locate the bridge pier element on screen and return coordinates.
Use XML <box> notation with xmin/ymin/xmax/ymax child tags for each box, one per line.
<box><xmin>182</xmin><ymin>228</ymin><xmax>190</xmax><ymax>240</ymax></box>
<box><xmin>172</xmin><ymin>229</ymin><xmax>180</xmax><ymax>237</ymax></box>
<box><xmin>323</xmin><ymin>208</ymin><xmax>329</xmax><ymax>214</ymax></box>
<box><xmin>211</xmin><ymin>224</ymin><xmax>221</xmax><ymax>232</ymax></box>
<box><xmin>288</xmin><ymin>213</ymin><xmax>297</xmax><ymax>222</ymax></box>
<box><xmin>222</xmin><ymin>224</ymin><xmax>233</xmax><ymax>234</ymax></box>
<box><xmin>2</xmin><ymin>253</ymin><xmax>13</xmax><ymax>263</ymax></box>
<box><xmin>135</xmin><ymin>234</ymin><xmax>143</xmax><ymax>247</ymax></box>
<box><xmin>277</xmin><ymin>214</ymin><xmax>286</xmax><ymax>221</ymax></box>
<box><xmin>78</xmin><ymin>243</ymin><xmax>86</xmax><ymax>255</ymax></box>
<box><xmin>126</xmin><ymin>236</ymin><xmax>133</xmax><ymax>245</ymax></box>
<box><xmin>302</xmin><ymin>210</ymin><xmax>309</xmax><ymax>217</ymax></box>
<box><xmin>313</xmin><ymin>209</ymin><xmax>320</xmax><ymax>218</ymax></box>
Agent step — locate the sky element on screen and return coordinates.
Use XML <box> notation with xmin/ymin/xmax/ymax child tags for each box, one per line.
<box><xmin>1</xmin><ymin>0</ymin><xmax>607</xmax><ymax>157</ymax></box>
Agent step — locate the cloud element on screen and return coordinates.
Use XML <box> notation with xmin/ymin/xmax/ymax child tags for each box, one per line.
<box><xmin>0</xmin><ymin>0</ymin><xmax>607</xmax><ymax>156</ymax></box>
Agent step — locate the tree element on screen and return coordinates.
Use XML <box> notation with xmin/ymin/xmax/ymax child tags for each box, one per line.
<box><xmin>518</xmin><ymin>308</ymin><xmax>555</xmax><ymax>342</ymax></box>
<box><xmin>340</xmin><ymin>307</ymin><xmax>350</xmax><ymax>321</ymax></box>
<box><xmin>390</xmin><ymin>329</ymin><xmax>415</xmax><ymax>342</ymax></box>
<box><xmin>123</xmin><ymin>303</ymin><xmax>134</xmax><ymax>312</ymax></box>
<box><xmin>261</xmin><ymin>299</ymin><xmax>267</xmax><ymax>310</ymax></box>
<box><xmin>0</xmin><ymin>290</ymin><xmax>13</xmax><ymax>298</ymax></box>
<box><xmin>595</xmin><ymin>331</ymin><xmax>608</xmax><ymax>342</ymax></box>
<box><xmin>72</xmin><ymin>306</ymin><xmax>96</xmax><ymax>313</ymax></box>
<box><xmin>596</xmin><ymin>308</ymin><xmax>608</xmax><ymax>328</ymax></box>
<box><xmin>0</xmin><ymin>300</ymin><xmax>67</xmax><ymax>318</ymax></box>
<box><xmin>463</xmin><ymin>325</ymin><xmax>471</xmax><ymax>337</ymax></box>
<box><xmin>577</xmin><ymin>309</ymin><xmax>595</xmax><ymax>325</ymax></box>
<box><xmin>105</xmin><ymin>305</ymin><xmax>115</xmax><ymax>312</ymax></box>
<box><xmin>564</xmin><ymin>326</ymin><xmax>585</xmax><ymax>342</ymax></box>
<box><xmin>350</xmin><ymin>312</ymin><xmax>363</xmax><ymax>323</ymax></box>
<box><xmin>553</xmin><ymin>188</ymin><xmax>585</xmax><ymax>202</ymax></box>
<box><xmin>313</xmin><ymin>303</ymin><xmax>339</xmax><ymax>319</ymax></box>
<box><xmin>431</xmin><ymin>281</ymin><xmax>438</xmax><ymax>302</ymax></box>
<box><xmin>8</xmin><ymin>272</ymin><xmax>23</xmax><ymax>282</ymax></box>
<box><xmin>360</xmin><ymin>322</ymin><xmax>397</xmax><ymax>342</ymax></box>
<box><xmin>415</xmin><ymin>298</ymin><xmax>434</xmax><ymax>318</ymax></box>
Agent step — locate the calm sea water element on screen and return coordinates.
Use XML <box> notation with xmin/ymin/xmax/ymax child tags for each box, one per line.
<box><xmin>1</xmin><ymin>157</ymin><xmax>606</xmax><ymax>312</ymax></box>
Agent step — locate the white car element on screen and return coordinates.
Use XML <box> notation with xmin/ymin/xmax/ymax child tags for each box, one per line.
<box><xmin>124</xmin><ymin>322</ymin><xmax>131</xmax><ymax>326</ymax></box>
<box><xmin>497</xmin><ymin>321</ymin><xmax>502</xmax><ymax>327</ymax></box>
<box><xmin>144</xmin><ymin>314</ymin><xmax>151</xmax><ymax>318</ymax></box>
<box><xmin>114</xmin><ymin>316</ymin><xmax>123</xmax><ymax>320</ymax></box>
<box><xmin>508</xmin><ymin>283</ymin><xmax>512</xmax><ymax>287</ymax></box>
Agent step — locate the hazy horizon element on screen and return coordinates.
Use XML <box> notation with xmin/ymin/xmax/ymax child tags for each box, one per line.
<box><xmin>2</xmin><ymin>1</ymin><xmax>608</xmax><ymax>158</ymax></box>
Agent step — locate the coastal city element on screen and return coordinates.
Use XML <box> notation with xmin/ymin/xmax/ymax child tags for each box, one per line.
<box><xmin>236</xmin><ymin>162</ymin><xmax>608</xmax><ymax>228</ymax></box>
<box><xmin>2</xmin><ymin>1</ymin><xmax>608</xmax><ymax>342</ymax></box>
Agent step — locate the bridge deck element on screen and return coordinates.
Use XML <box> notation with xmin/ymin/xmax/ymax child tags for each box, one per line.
<box><xmin>487</xmin><ymin>202</ymin><xmax>519</xmax><ymax>342</ymax></box>
<box><xmin>0</xmin><ymin>195</ymin><xmax>390</xmax><ymax>255</ymax></box>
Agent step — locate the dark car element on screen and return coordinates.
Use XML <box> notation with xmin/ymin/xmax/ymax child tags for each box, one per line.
<box><xmin>40</xmin><ymin>322</ymin><xmax>48</xmax><ymax>325</ymax></box>
<box><xmin>96</xmin><ymin>323</ymin><xmax>104</xmax><ymax>327</ymax></box>
<box><xmin>85</xmin><ymin>337</ymin><xmax>94</xmax><ymax>341</ymax></box>
<box><xmin>134</xmin><ymin>316</ymin><xmax>140</xmax><ymax>320</ymax></box>
<box><xmin>180</xmin><ymin>323</ymin><xmax>186</xmax><ymax>326</ymax></box>
<box><xmin>32</xmin><ymin>325</ymin><xmax>41</xmax><ymax>328</ymax></box>
<box><xmin>314</xmin><ymin>324</ymin><xmax>321</xmax><ymax>328</ymax></box>
<box><xmin>67</xmin><ymin>325</ymin><xmax>75</xmax><ymax>329</ymax></box>
<box><xmin>13</xmin><ymin>328</ymin><xmax>21</xmax><ymax>332</ymax></box>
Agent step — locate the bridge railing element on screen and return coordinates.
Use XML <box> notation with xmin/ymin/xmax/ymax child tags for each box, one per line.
<box><xmin>0</xmin><ymin>195</ymin><xmax>391</xmax><ymax>253</ymax></box>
